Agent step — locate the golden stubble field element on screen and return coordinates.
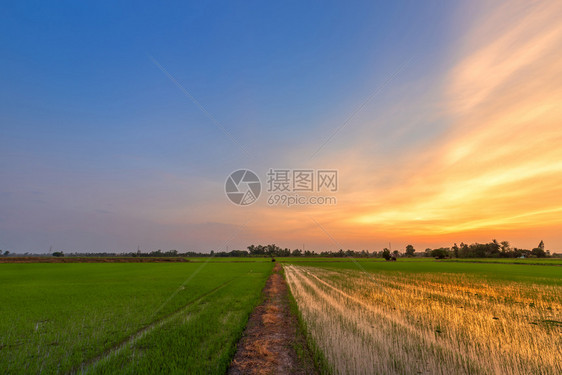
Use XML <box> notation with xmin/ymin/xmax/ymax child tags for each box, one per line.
<box><xmin>285</xmin><ymin>265</ymin><xmax>562</xmax><ymax>375</ymax></box>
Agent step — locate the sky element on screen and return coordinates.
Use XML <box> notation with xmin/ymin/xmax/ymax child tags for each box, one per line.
<box><xmin>1</xmin><ymin>1</ymin><xmax>562</xmax><ymax>253</ymax></box>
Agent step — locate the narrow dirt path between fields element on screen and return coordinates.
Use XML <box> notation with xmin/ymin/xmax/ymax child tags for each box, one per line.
<box><xmin>228</xmin><ymin>263</ymin><xmax>317</xmax><ymax>375</ymax></box>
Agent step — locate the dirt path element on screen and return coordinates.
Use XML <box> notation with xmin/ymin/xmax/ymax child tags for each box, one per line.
<box><xmin>228</xmin><ymin>263</ymin><xmax>317</xmax><ymax>375</ymax></box>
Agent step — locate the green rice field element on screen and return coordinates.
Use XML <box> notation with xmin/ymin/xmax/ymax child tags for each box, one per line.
<box><xmin>0</xmin><ymin>261</ymin><xmax>272</xmax><ymax>374</ymax></box>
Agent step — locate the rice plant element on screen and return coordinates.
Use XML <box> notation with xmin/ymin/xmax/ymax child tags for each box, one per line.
<box><xmin>285</xmin><ymin>264</ymin><xmax>562</xmax><ymax>375</ymax></box>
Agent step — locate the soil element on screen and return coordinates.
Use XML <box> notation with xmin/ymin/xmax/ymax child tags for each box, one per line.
<box><xmin>228</xmin><ymin>263</ymin><xmax>318</xmax><ymax>375</ymax></box>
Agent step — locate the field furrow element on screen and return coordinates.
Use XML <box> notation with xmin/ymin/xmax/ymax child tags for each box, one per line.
<box><xmin>285</xmin><ymin>264</ymin><xmax>562</xmax><ymax>375</ymax></box>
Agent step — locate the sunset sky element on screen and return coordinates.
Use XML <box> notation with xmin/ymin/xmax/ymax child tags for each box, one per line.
<box><xmin>2</xmin><ymin>1</ymin><xmax>562</xmax><ymax>253</ymax></box>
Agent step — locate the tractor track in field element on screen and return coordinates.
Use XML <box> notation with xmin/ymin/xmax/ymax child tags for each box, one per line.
<box><xmin>70</xmin><ymin>277</ymin><xmax>237</xmax><ymax>375</ymax></box>
<box><xmin>228</xmin><ymin>263</ymin><xmax>318</xmax><ymax>375</ymax></box>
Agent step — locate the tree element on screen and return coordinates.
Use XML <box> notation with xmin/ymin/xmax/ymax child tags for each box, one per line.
<box><xmin>500</xmin><ymin>241</ymin><xmax>510</xmax><ymax>257</ymax></box>
<box><xmin>431</xmin><ymin>248</ymin><xmax>449</xmax><ymax>259</ymax></box>
<box><xmin>291</xmin><ymin>249</ymin><xmax>302</xmax><ymax>257</ymax></box>
<box><xmin>405</xmin><ymin>245</ymin><xmax>415</xmax><ymax>257</ymax></box>
<box><xmin>452</xmin><ymin>243</ymin><xmax>459</xmax><ymax>258</ymax></box>
<box><xmin>531</xmin><ymin>247</ymin><xmax>546</xmax><ymax>258</ymax></box>
<box><xmin>382</xmin><ymin>248</ymin><xmax>391</xmax><ymax>261</ymax></box>
<box><xmin>459</xmin><ymin>242</ymin><xmax>469</xmax><ymax>257</ymax></box>
<box><xmin>487</xmin><ymin>239</ymin><xmax>501</xmax><ymax>257</ymax></box>
<box><xmin>266</xmin><ymin>244</ymin><xmax>278</xmax><ymax>257</ymax></box>
<box><xmin>3</xmin><ymin>250</ymin><xmax>9</xmax><ymax>257</ymax></box>
<box><xmin>531</xmin><ymin>240</ymin><xmax>546</xmax><ymax>258</ymax></box>
<box><xmin>52</xmin><ymin>251</ymin><xmax>64</xmax><ymax>257</ymax></box>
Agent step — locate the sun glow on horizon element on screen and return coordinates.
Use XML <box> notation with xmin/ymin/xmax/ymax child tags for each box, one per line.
<box><xmin>346</xmin><ymin>1</ymin><xmax>562</xmax><ymax>243</ymax></box>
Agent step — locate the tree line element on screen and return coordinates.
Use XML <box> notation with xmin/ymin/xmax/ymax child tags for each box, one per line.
<box><xmin>425</xmin><ymin>240</ymin><xmax>550</xmax><ymax>259</ymax></box>
<box><xmin>1</xmin><ymin>240</ymin><xmax>555</xmax><ymax>259</ymax></box>
<box><xmin>248</xmin><ymin>240</ymin><xmax>553</xmax><ymax>259</ymax></box>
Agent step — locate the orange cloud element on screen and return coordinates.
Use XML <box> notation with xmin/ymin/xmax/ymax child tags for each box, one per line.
<box><xmin>345</xmin><ymin>0</ymin><xmax>562</xmax><ymax>249</ymax></box>
<box><xmin>187</xmin><ymin>1</ymin><xmax>562</xmax><ymax>252</ymax></box>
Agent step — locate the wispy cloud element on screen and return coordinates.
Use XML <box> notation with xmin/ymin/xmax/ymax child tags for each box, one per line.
<box><xmin>350</xmin><ymin>0</ymin><xmax>562</xmax><ymax>246</ymax></box>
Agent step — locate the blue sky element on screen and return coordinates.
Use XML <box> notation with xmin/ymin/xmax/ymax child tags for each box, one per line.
<box><xmin>4</xmin><ymin>1</ymin><xmax>560</xmax><ymax>253</ymax></box>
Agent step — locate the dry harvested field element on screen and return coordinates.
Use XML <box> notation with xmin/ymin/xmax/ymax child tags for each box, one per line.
<box><xmin>284</xmin><ymin>262</ymin><xmax>562</xmax><ymax>375</ymax></box>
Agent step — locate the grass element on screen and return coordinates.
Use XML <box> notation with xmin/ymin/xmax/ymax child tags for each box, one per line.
<box><xmin>280</xmin><ymin>256</ymin><xmax>562</xmax><ymax>264</ymax></box>
<box><xmin>187</xmin><ymin>257</ymin><xmax>273</xmax><ymax>263</ymax></box>
<box><xmin>281</xmin><ymin>258</ymin><xmax>562</xmax><ymax>285</ymax></box>
<box><xmin>0</xmin><ymin>262</ymin><xmax>272</xmax><ymax>374</ymax></box>
<box><xmin>438</xmin><ymin>258</ymin><xmax>562</xmax><ymax>265</ymax></box>
<box><xmin>284</xmin><ymin>260</ymin><xmax>562</xmax><ymax>375</ymax></box>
